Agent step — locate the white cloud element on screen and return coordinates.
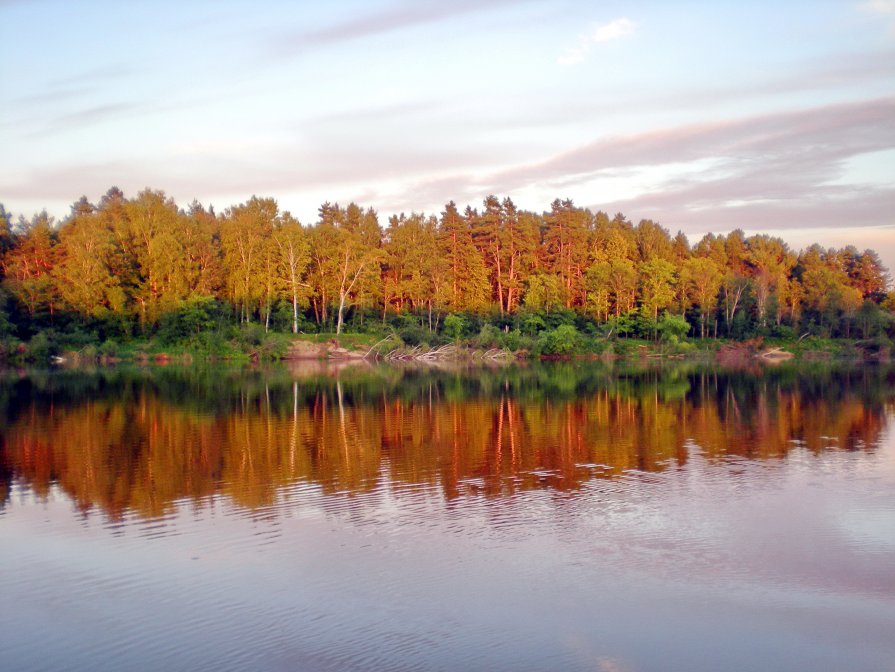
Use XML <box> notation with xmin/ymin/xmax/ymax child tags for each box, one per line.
<box><xmin>592</xmin><ymin>17</ymin><xmax>636</xmax><ymax>43</ymax></box>
<box><xmin>862</xmin><ymin>0</ymin><xmax>895</xmax><ymax>15</ymax></box>
<box><xmin>557</xmin><ymin>18</ymin><xmax>635</xmax><ymax>65</ymax></box>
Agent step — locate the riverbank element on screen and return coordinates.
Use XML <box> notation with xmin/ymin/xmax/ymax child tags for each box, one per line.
<box><xmin>5</xmin><ymin>330</ymin><xmax>888</xmax><ymax>367</ymax></box>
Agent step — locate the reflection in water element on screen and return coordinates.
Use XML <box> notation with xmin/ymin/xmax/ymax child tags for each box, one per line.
<box><xmin>1</xmin><ymin>362</ymin><xmax>892</xmax><ymax>520</ymax></box>
<box><xmin>2</xmin><ymin>362</ymin><xmax>895</xmax><ymax>672</ymax></box>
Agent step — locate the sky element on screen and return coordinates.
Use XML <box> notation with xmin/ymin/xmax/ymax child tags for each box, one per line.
<box><xmin>2</xmin><ymin>0</ymin><xmax>894</xmax><ymax>273</ymax></box>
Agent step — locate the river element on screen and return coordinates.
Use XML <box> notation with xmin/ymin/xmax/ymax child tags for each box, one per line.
<box><xmin>1</xmin><ymin>361</ymin><xmax>893</xmax><ymax>671</ymax></box>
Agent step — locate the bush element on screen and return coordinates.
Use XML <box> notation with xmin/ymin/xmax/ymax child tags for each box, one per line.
<box><xmin>544</xmin><ymin>308</ymin><xmax>577</xmax><ymax>329</ymax></box>
<box><xmin>230</xmin><ymin>322</ymin><xmax>267</xmax><ymax>349</ymax></box>
<box><xmin>769</xmin><ymin>324</ymin><xmax>796</xmax><ymax>339</ymax></box>
<box><xmin>474</xmin><ymin>324</ymin><xmax>502</xmax><ymax>348</ymax></box>
<box><xmin>657</xmin><ymin>313</ymin><xmax>690</xmax><ymax>342</ymax></box>
<box><xmin>98</xmin><ymin>340</ymin><xmax>121</xmax><ymax>357</ymax></box>
<box><xmin>398</xmin><ymin>323</ymin><xmax>430</xmax><ymax>347</ymax></box>
<box><xmin>26</xmin><ymin>331</ymin><xmax>59</xmax><ymax>362</ymax></box>
<box><xmin>443</xmin><ymin>314</ymin><xmax>465</xmax><ymax>340</ymax></box>
<box><xmin>521</xmin><ymin>314</ymin><xmax>547</xmax><ymax>336</ymax></box>
<box><xmin>156</xmin><ymin>297</ymin><xmax>224</xmax><ymax>344</ymax></box>
<box><xmin>498</xmin><ymin>329</ymin><xmax>525</xmax><ymax>351</ymax></box>
<box><xmin>538</xmin><ymin>324</ymin><xmax>582</xmax><ymax>355</ymax></box>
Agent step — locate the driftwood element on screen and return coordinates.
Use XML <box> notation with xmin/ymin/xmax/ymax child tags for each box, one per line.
<box><xmin>381</xmin><ymin>344</ymin><xmax>514</xmax><ymax>363</ymax></box>
<box><xmin>758</xmin><ymin>347</ymin><xmax>794</xmax><ymax>360</ymax></box>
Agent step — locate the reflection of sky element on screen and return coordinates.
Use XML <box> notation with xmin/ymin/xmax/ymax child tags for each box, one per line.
<box><xmin>2</xmin><ymin>414</ymin><xmax>894</xmax><ymax>670</ymax></box>
<box><xmin>2</xmin><ymin>1</ymin><xmax>893</xmax><ymax>271</ymax></box>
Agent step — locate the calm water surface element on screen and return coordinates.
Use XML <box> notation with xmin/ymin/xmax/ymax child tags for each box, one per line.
<box><xmin>1</xmin><ymin>362</ymin><xmax>894</xmax><ymax>672</ymax></box>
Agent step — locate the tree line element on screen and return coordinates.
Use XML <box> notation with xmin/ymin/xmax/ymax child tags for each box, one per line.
<box><xmin>0</xmin><ymin>187</ymin><xmax>891</xmax><ymax>344</ymax></box>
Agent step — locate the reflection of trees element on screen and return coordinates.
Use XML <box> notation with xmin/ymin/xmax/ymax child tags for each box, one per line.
<box><xmin>0</xmin><ymin>364</ymin><xmax>891</xmax><ymax>519</ymax></box>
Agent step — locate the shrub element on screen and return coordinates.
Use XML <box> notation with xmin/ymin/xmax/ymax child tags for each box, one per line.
<box><xmin>398</xmin><ymin>323</ymin><xmax>429</xmax><ymax>347</ymax></box>
<box><xmin>521</xmin><ymin>314</ymin><xmax>547</xmax><ymax>336</ymax></box>
<box><xmin>98</xmin><ymin>340</ymin><xmax>120</xmax><ymax>357</ymax></box>
<box><xmin>538</xmin><ymin>324</ymin><xmax>582</xmax><ymax>355</ymax></box>
<box><xmin>657</xmin><ymin>313</ymin><xmax>690</xmax><ymax>342</ymax></box>
<box><xmin>498</xmin><ymin>329</ymin><xmax>524</xmax><ymax>351</ymax></box>
<box><xmin>474</xmin><ymin>324</ymin><xmax>502</xmax><ymax>348</ymax></box>
<box><xmin>156</xmin><ymin>297</ymin><xmax>224</xmax><ymax>344</ymax></box>
<box><xmin>769</xmin><ymin>324</ymin><xmax>796</xmax><ymax>339</ymax></box>
<box><xmin>443</xmin><ymin>314</ymin><xmax>465</xmax><ymax>341</ymax></box>
<box><xmin>26</xmin><ymin>331</ymin><xmax>59</xmax><ymax>363</ymax></box>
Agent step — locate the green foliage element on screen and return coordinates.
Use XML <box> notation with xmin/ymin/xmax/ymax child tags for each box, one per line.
<box><xmin>156</xmin><ymin>297</ymin><xmax>224</xmax><ymax>345</ymax></box>
<box><xmin>443</xmin><ymin>313</ymin><xmax>465</xmax><ymax>340</ymax></box>
<box><xmin>2</xmin><ymin>188</ymin><xmax>890</xmax><ymax>356</ymax></box>
<box><xmin>538</xmin><ymin>324</ymin><xmax>582</xmax><ymax>355</ymax></box>
<box><xmin>26</xmin><ymin>331</ymin><xmax>60</xmax><ymax>362</ymax></box>
<box><xmin>657</xmin><ymin>312</ymin><xmax>690</xmax><ymax>342</ymax></box>
<box><xmin>474</xmin><ymin>324</ymin><xmax>502</xmax><ymax>348</ymax></box>
<box><xmin>606</xmin><ymin>313</ymin><xmax>636</xmax><ymax>339</ymax></box>
<box><xmin>396</xmin><ymin>322</ymin><xmax>431</xmax><ymax>347</ymax></box>
<box><xmin>520</xmin><ymin>313</ymin><xmax>547</xmax><ymax>336</ymax></box>
<box><xmin>98</xmin><ymin>339</ymin><xmax>121</xmax><ymax>357</ymax></box>
<box><xmin>769</xmin><ymin>324</ymin><xmax>797</xmax><ymax>339</ymax></box>
<box><xmin>523</xmin><ymin>273</ymin><xmax>562</xmax><ymax>312</ymax></box>
<box><xmin>497</xmin><ymin>329</ymin><xmax>526</xmax><ymax>352</ymax></box>
<box><xmin>0</xmin><ymin>302</ymin><xmax>14</xmax><ymax>339</ymax></box>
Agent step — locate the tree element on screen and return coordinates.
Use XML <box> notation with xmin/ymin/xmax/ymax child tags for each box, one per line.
<box><xmin>382</xmin><ymin>212</ymin><xmax>439</xmax><ymax>320</ymax></box>
<box><xmin>523</xmin><ymin>272</ymin><xmax>563</xmax><ymax>312</ymax></box>
<box><xmin>656</xmin><ymin>312</ymin><xmax>690</xmax><ymax>342</ymax></box>
<box><xmin>220</xmin><ymin>196</ymin><xmax>277</xmax><ymax>324</ymax></box>
<box><xmin>473</xmin><ymin>196</ymin><xmax>539</xmax><ymax>315</ymax></box>
<box><xmin>746</xmin><ymin>234</ymin><xmax>793</xmax><ymax>327</ymax></box>
<box><xmin>0</xmin><ymin>204</ymin><xmax>13</xmax><ymax>272</ymax></box>
<box><xmin>54</xmin><ymin>204</ymin><xmax>126</xmax><ymax>320</ymax></box>
<box><xmin>634</xmin><ymin>219</ymin><xmax>673</xmax><ymax>262</ymax></box>
<box><xmin>273</xmin><ymin>213</ymin><xmax>310</xmax><ymax>334</ymax></box>
<box><xmin>122</xmin><ymin>189</ymin><xmax>190</xmax><ymax>327</ymax></box>
<box><xmin>671</xmin><ymin>231</ymin><xmax>690</xmax><ymax>262</ymax></box>
<box><xmin>501</xmin><ymin>198</ymin><xmax>540</xmax><ymax>315</ymax></box>
<box><xmin>777</xmin><ymin>277</ymin><xmax>804</xmax><ymax>327</ymax></box>
<box><xmin>182</xmin><ymin>201</ymin><xmax>223</xmax><ymax>298</ymax></box>
<box><xmin>3</xmin><ymin>212</ymin><xmax>58</xmax><ymax>320</ymax></box>
<box><xmin>543</xmin><ymin>199</ymin><xmax>592</xmax><ymax>308</ymax></box>
<box><xmin>679</xmin><ymin>257</ymin><xmax>722</xmax><ymax>338</ymax></box>
<box><xmin>720</xmin><ymin>271</ymin><xmax>749</xmax><ymax>336</ymax></box>
<box><xmin>585</xmin><ymin>261</ymin><xmax>611</xmax><ymax>322</ymax></box>
<box><xmin>307</xmin><ymin>203</ymin><xmax>382</xmax><ymax>334</ymax></box>
<box><xmin>638</xmin><ymin>257</ymin><xmax>677</xmax><ymax>324</ymax></box>
<box><xmin>856</xmin><ymin>300</ymin><xmax>888</xmax><ymax>339</ymax></box>
<box><xmin>607</xmin><ymin>258</ymin><xmax>637</xmax><ymax>318</ymax></box>
<box><xmin>801</xmin><ymin>263</ymin><xmax>859</xmax><ymax>336</ymax></box>
<box><xmin>438</xmin><ymin>202</ymin><xmax>489</xmax><ymax>312</ymax></box>
<box><xmin>850</xmin><ymin>250</ymin><xmax>889</xmax><ymax>301</ymax></box>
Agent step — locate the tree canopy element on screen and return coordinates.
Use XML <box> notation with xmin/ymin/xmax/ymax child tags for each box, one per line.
<box><xmin>0</xmin><ymin>188</ymin><xmax>891</xmax><ymax>342</ymax></box>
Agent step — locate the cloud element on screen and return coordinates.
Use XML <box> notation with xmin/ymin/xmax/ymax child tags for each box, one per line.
<box><xmin>39</xmin><ymin>103</ymin><xmax>139</xmax><ymax>134</ymax></box>
<box><xmin>353</xmin><ymin>96</ymin><xmax>895</xmax><ymax>261</ymax></box>
<box><xmin>481</xmin><ymin>97</ymin><xmax>895</xmax><ymax>191</ymax></box>
<box><xmin>862</xmin><ymin>0</ymin><xmax>895</xmax><ymax>15</ymax></box>
<box><xmin>558</xmin><ymin>18</ymin><xmax>635</xmax><ymax>65</ymax></box>
<box><xmin>273</xmin><ymin>0</ymin><xmax>523</xmax><ymax>54</ymax></box>
<box><xmin>45</xmin><ymin>64</ymin><xmax>131</xmax><ymax>89</ymax></box>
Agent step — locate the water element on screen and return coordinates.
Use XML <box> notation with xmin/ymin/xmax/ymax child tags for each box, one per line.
<box><xmin>1</xmin><ymin>362</ymin><xmax>894</xmax><ymax>671</ymax></box>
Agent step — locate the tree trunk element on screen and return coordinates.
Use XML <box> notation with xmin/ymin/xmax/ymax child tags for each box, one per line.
<box><xmin>336</xmin><ymin>292</ymin><xmax>347</xmax><ymax>334</ymax></box>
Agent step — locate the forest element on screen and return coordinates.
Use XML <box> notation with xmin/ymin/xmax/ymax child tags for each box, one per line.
<box><xmin>0</xmin><ymin>187</ymin><xmax>892</xmax><ymax>360</ymax></box>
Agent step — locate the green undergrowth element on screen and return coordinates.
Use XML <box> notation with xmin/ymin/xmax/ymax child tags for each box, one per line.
<box><xmin>2</xmin><ymin>314</ymin><xmax>890</xmax><ymax>367</ymax></box>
